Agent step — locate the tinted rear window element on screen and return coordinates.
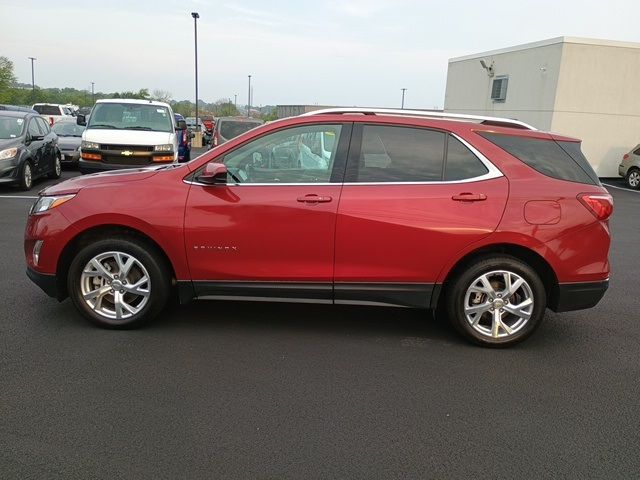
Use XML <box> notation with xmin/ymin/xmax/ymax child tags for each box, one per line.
<box><xmin>479</xmin><ymin>132</ymin><xmax>598</xmax><ymax>185</ymax></box>
<box><xmin>220</xmin><ymin>121</ymin><xmax>262</xmax><ymax>140</ymax></box>
<box><xmin>33</xmin><ymin>105</ymin><xmax>61</xmax><ymax>115</ymax></box>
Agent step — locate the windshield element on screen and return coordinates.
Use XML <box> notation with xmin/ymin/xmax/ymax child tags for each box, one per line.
<box><xmin>88</xmin><ymin>103</ymin><xmax>173</xmax><ymax>132</ymax></box>
<box><xmin>220</xmin><ymin>120</ymin><xmax>262</xmax><ymax>140</ymax></box>
<box><xmin>0</xmin><ymin>116</ymin><xmax>26</xmax><ymax>139</ymax></box>
<box><xmin>52</xmin><ymin>122</ymin><xmax>85</xmax><ymax>136</ymax></box>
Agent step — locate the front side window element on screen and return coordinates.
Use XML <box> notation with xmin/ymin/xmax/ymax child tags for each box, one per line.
<box><xmin>35</xmin><ymin>117</ymin><xmax>51</xmax><ymax>135</ymax></box>
<box><xmin>222</xmin><ymin>124</ymin><xmax>343</xmax><ymax>184</ymax></box>
<box><xmin>87</xmin><ymin>103</ymin><xmax>173</xmax><ymax>133</ymax></box>
<box><xmin>28</xmin><ymin>119</ymin><xmax>41</xmax><ymax>137</ymax></box>
<box><xmin>351</xmin><ymin>125</ymin><xmax>445</xmax><ymax>182</ymax></box>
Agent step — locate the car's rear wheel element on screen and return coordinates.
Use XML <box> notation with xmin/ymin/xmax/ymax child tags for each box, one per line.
<box><xmin>626</xmin><ymin>168</ymin><xmax>640</xmax><ymax>189</ymax></box>
<box><xmin>445</xmin><ymin>256</ymin><xmax>546</xmax><ymax>347</ymax></box>
<box><xmin>67</xmin><ymin>237</ymin><xmax>171</xmax><ymax>328</ymax></box>
<box><xmin>19</xmin><ymin>161</ymin><xmax>33</xmax><ymax>191</ymax></box>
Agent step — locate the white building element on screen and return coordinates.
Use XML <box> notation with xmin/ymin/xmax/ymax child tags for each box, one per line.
<box><xmin>444</xmin><ymin>37</ymin><xmax>640</xmax><ymax>177</ymax></box>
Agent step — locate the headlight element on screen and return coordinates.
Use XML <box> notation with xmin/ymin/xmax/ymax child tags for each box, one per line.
<box><xmin>0</xmin><ymin>147</ymin><xmax>18</xmax><ymax>160</ymax></box>
<box><xmin>81</xmin><ymin>141</ymin><xmax>99</xmax><ymax>149</ymax></box>
<box><xmin>30</xmin><ymin>194</ymin><xmax>76</xmax><ymax>214</ymax></box>
<box><xmin>154</xmin><ymin>144</ymin><xmax>173</xmax><ymax>152</ymax></box>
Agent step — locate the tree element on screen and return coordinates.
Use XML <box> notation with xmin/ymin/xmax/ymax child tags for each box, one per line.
<box><xmin>0</xmin><ymin>56</ymin><xmax>17</xmax><ymax>102</ymax></box>
<box><xmin>151</xmin><ymin>89</ymin><xmax>172</xmax><ymax>103</ymax></box>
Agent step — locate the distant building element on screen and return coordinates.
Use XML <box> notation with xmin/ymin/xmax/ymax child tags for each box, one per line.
<box><xmin>444</xmin><ymin>37</ymin><xmax>640</xmax><ymax>176</ymax></box>
<box><xmin>276</xmin><ymin>105</ymin><xmax>337</xmax><ymax>119</ymax></box>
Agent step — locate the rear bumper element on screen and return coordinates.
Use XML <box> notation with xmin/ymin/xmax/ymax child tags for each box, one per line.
<box><xmin>551</xmin><ymin>280</ymin><xmax>609</xmax><ymax>312</ymax></box>
<box><xmin>26</xmin><ymin>267</ymin><xmax>58</xmax><ymax>299</ymax></box>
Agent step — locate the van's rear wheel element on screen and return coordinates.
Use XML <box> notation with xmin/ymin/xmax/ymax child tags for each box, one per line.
<box><xmin>445</xmin><ymin>256</ymin><xmax>546</xmax><ymax>347</ymax></box>
<box><xmin>67</xmin><ymin>237</ymin><xmax>170</xmax><ymax>328</ymax></box>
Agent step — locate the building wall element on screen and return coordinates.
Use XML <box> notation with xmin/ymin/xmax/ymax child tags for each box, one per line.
<box><xmin>551</xmin><ymin>42</ymin><xmax>640</xmax><ymax>176</ymax></box>
<box><xmin>444</xmin><ymin>42</ymin><xmax>564</xmax><ymax>130</ymax></box>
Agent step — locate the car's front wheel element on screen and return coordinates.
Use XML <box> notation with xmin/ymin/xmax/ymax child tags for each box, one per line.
<box><xmin>626</xmin><ymin>168</ymin><xmax>640</xmax><ymax>189</ymax></box>
<box><xmin>67</xmin><ymin>237</ymin><xmax>171</xmax><ymax>328</ymax></box>
<box><xmin>445</xmin><ymin>256</ymin><xmax>546</xmax><ymax>347</ymax></box>
<box><xmin>19</xmin><ymin>160</ymin><xmax>33</xmax><ymax>191</ymax></box>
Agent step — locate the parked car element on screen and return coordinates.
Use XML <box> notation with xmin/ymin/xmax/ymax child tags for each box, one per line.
<box><xmin>25</xmin><ymin>108</ymin><xmax>612</xmax><ymax>347</ymax></box>
<box><xmin>52</xmin><ymin>119</ymin><xmax>85</xmax><ymax>166</ymax></box>
<box><xmin>76</xmin><ymin>99</ymin><xmax>179</xmax><ymax>174</ymax></box>
<box><xmin>0</xmin><ymin>111</ymin><xmax>61</xmax><ymax>190</ymax></box>
<box><xmin>174</xmin><ymin>113</ymin><xmax>192</xmax><ymax>162</ymax></box>
<box><xmin>618</xmin><ymin>144</ymin><xmax>640</xmax><ymax>189</ymax></box>
<box><xmin>202</xmin><ymin>115</ymin><xmax>215</xmax><ymax>134</ymax></box>
<box><xmin>32</xmin><ymin>103</ymin><xmax>74</xmax><ymax>126</ymax></box>
<box><xmin>211</xmin><ymin>116</ymin><xmax>263</xmax><ymax>147</ymax></box>
<box><xmin>186</xmin><ymin>116</ymin><xmax>210</xmax><ymax>145</ymax></box>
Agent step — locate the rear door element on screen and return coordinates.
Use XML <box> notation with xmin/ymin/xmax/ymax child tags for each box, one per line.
<box><xmin>334</xmin><ymin>124</ymin><xmax>509</xmax><ymax>308</ymax></box>
<box><xmin>184</xmin><ymin>123</ymin><xmax>351</xmax><ymax>301</ymax></box>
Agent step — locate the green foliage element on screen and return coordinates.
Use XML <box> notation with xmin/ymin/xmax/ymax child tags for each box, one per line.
<box><xmin>0</xmin><ymin>56</ymin><xmax>17</xmax><ymax>102</ymax></box>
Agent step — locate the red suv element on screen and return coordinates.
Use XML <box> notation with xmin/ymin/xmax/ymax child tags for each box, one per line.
<box><xmin>24</xmin><ymin>108</ymin><xmax>613</xmax><ymax>347</ymax></box>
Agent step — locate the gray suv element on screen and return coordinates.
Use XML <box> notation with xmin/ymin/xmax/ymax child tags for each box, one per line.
<box><xmin>619</xmin><ymin>144</ymin><xmax>640</xmax><ymax>189</ymax></box>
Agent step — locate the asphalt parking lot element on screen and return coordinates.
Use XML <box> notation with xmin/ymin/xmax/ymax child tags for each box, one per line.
<box><xmin>1</xmin><ymin>170</ymin><xmax>638</xmax><ymax>479</ymax></box>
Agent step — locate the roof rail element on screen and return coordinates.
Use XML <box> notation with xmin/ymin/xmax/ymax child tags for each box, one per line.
<box><xmin>300</xmin><ymin>107</ymin><xmax>537</xmax><ymax>131</ymax></box>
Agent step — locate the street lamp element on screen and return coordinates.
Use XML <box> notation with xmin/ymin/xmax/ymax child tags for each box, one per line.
<box><xmin>28</xmin><ymin>57</ymin><xmax>36</xmax><ymax>96</ymax></box>
<box><xmin>401</xmin><ymin>88</ymin><xmax>407</xmax><ymax>109</ymax></box>
<box><xmin>247</xmin><ymin>75</ymin><xmax>252</xmax><ymax>117</ymax></box>
<box><xmin>91</xmin><ymin>81</ymin><xmax>95</xmax><ymax>104</ymax></box>
<box><xmin>234</xmin><ymin>94</ymin><xmax>237</xmax><ymax>112</ymax></box>
<box><xmin>191</xmin><ymin>12</ymin><xmax>200</xmax><ymax>131</ymax></box>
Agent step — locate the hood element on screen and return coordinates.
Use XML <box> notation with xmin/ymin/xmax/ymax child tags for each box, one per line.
<box><xmin>83</xmin><ymin>129</ymin><xmax>173</xmax><ymax>146</ymax></box>
<box><xmin>0</xmin><ymin>137</ymin><xmax>24</xmax><ymax>150</ymax></box>
<box><xmin>41</xmin><ymin>166</ymin><xmax>164</xmax><ymax>196</ymax></box>
<box><xmin>56</xmin><ymin>136</ymin><xmax>82</xmax><ymax>149</ymax></box>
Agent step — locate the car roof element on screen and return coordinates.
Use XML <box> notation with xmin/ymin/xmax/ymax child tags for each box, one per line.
<box><xmin>0</xmin><ymin>110</ymin><xmax>33</xmax><ymax>118</ymax></box>
<box><xmin>95</xmin><ymin>99</ymin><xmax>171</xmax><ymax>107</ymax></box>
<box><xmin>218</xmin><ymin>116</ymin><xmax>263</xmax><ymax>123</ymax></box>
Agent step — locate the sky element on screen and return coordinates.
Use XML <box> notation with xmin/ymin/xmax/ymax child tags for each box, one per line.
<box><xmin>2</xmin><ymin>0</ymin><xmax>639</xmax><ymax>109</ymax></box>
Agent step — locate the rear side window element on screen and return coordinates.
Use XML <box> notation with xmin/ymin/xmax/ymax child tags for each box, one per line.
<box><xmin>445</xmin><ymin>136</ymin><xmax>489</xmax><ymax>181</ymax></box>
<box><xmin>479</xmin><ymin>132</ymin><xmax>598</xmax><ymax>185</ymax></box>
<box><xmin>220</xmin><ymin>121</ymin><xmax>262</xmax><ymax>140</ymax></box>
<box><xmin>353</xmin><ymin>125</ymin><xmax>445</xmax><ymax>182</ymax></box>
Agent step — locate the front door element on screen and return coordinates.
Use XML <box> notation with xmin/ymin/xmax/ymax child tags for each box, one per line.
<box><xmin>184</xmin><ymin>123</ymin><xmax>351</xmax><ymax>301</ymax></box>
<box><xmin>334</xmin><ymin>124</ymin><xmax>509</xmax><ymax>308</ymax></box>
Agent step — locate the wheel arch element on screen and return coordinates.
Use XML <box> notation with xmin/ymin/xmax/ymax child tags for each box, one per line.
<box><xmin>55</xmin><ymin>224</ymin><xmax>178</xmax><ymax>301</ymax></box>
<box><xmin>435</xmin><ymin>243</ymin><xmax>559</xmax><ymax>310</ymax></box>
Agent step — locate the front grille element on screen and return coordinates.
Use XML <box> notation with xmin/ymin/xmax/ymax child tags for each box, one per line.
<box><xmin>101</xmin><ymin>144</ymin><xmax>154</xmax><ymax>152</ymax></box>
<box><xmin>102</xmin><ymin>155</ymin><xmax>152</xmax><ymax>166</ymax></box>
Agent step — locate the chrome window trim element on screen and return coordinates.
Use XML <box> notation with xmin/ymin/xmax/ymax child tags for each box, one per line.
<box><xmin>184</xmin><ymin>133</ymin><xmax>503</xmax><ymax>187</ymax></box>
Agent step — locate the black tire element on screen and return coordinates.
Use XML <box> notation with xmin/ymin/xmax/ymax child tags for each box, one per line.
<box><xmin>48</xmin><ymin>155</ymin><xmax>62</xmax><ymax>179</ymax></box>
<box><xmin>626</xmin><ymin>168</ymin><xmax>640</xmax><ymax>189</ymax></box>
<box><xmin>184</xmin><ymin>150</ymin><xmax>191</xmax><ymax>162</ymax></box>
<box><xmin>18</xmin><ymin>160</ymin><xmax>33</xmax><ymax>191</ymax></box>
<box><xmin>67</xmin><ymin>237</ymin><xmax>171</xmax><ymax>329</ymax></box>
<box><xmin>445</xmin><ymin>255</ymin><xmax>546</xmax><ymax>347</ymax></box>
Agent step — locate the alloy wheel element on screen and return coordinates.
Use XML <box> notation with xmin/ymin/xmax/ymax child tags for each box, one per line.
<box><xmin>628</xmin><ymin>170</ymin><xmax>640</xmax><ymax>188</ymax></box>
<box><xmin>463</xmin><ymin>270</ymin><xmax>534</xmax><ymax>339</ymax></box>
<box><xmin>80</xmin><ymin>251</ymin><xmax>151</xmax><ymax>321</ymax></box>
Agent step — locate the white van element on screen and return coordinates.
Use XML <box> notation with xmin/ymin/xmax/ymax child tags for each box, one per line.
<box><xmin>78</xmin><ymin>99</ymin><xmax>179</xmax><ymax>174</ymax></box>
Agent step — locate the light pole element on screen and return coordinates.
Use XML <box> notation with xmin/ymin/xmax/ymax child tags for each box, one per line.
<box><xmin>247</xmin><ymin>75</ymin><xmax>252</xmax><ymax>117</ymax></box>
<box><xmin>191</xmin><ymin>12</ymin><xmax>200</xmax><ymax>131</ymax></box>
<box><xmin>401</xmin><ymin>88</ymin><xmax>407</xmax><ymax>109</ymax></box>
<box><xmin>234</xmin><ymin>94</ymin><xmax>237</xmax><ymax>112</ymax></box>
<box><xmin>91</xmin><ymin>81</ymin><xmax>95</xmax><ymax>104</ymax></box>
<box><xmin>28</xmin><ymin>57</ymin><xmax>36</xmax><ymax>96</ymax></box>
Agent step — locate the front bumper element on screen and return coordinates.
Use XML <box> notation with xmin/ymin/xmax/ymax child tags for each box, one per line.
<box><xmin>26</xmin><ymin>266</ymin><xmax>58</xmax><ymax>299</ymax></box>
<box><xmin>551</xmin><ymin>280</ymin><xmax>609</xmax><ymax>312</ymax></box>
<box><xmin>79</xmin><ymin>158</ymin><xmax>174</xmax><ymax>173</ymax></box>
<box><xmin>60</xmin><ymin>150</ymin><xmax>80</xmax><ymax>163</ymax></box>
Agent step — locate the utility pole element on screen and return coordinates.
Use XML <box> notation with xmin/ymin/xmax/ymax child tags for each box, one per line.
<box><xmin>401</xmin><ymin>88</ymin><xmax>407</xmax><ymax>109</ymax></box>
<box><xmin>28</xmin><ymin>57</ymin><xmax>36</xmax><ymax>96</ymax></box>
<box><xmin>91</xmin><ymin>82</ymin><xmax>95</xmax><ymax>104</ymax></box>
<box><xmin>234</xmin><ymin>94</ymin><xmax>237</xmax><ymax>112</ymax></box>
<box><xmin>247</xmin><ymin>75</ymin><xmax>252</xmax><ymax>117</ymax></box>
<box><xmin>191</xmin><ymin>12</ymin><xmax>200</xmax><ymax>130</ymax></box>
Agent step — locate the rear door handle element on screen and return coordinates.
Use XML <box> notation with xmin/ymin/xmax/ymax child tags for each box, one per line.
<box><xmin>452</xmin><ymin>193</ymin><xmax>487</xmax><ymax>202</ymax></box>
<box><xmin>297</xmin><ymin>194</ymin><xmax>333</xmax><ymax>204</ymax></box>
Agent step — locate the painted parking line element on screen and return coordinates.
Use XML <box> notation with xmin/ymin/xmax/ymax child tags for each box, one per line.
<box><xmin>602</xmin><ymin>183</ymin><xmax>640</xmax><ymax>194</ymax></box>
<box><xmin>0</xmin><ymin>195</ymin><xmax>38</xmax><ymax>199</ymax></box>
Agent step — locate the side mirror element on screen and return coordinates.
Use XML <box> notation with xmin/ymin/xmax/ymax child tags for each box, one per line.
<box><xmin>176</xmin><ymin>120</ymin><xmax>187</xmax><ymax>130</ymax></box>
<box><xmin>197</xmin><ymin>162</ymin><xmax>228</xmax><ymax>185</ymax></box>
<box><xmin>76</xmin><ymin>114</ymin><xmax>86</xmax><ymax>126</ymax></box>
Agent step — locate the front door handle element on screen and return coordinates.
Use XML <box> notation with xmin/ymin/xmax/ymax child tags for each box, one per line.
<box><xmin>297</xmin><ymin>194</ymin><xmax>333</xmax><ymax>204</ymax></box>
<box><xmin>452</xmin><ymin>193</ymin><xmax>487</xmax><ymax>202</ymax></box>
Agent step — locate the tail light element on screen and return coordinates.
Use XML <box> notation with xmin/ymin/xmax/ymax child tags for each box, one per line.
<box><xmin>578</xmin><ymin>193</ymin><xmax>613</xmax><ymax>221</ymax></box>
<box><xmin>49</xmin><ymin>117</ymin><xmax>54</xmax><ymax>125</ymax></box>
<box><xmin>213</xmin><ymin>132</ymin><xmax>218</xmax><ymax>146</ymax></box>
<box><xmin>623</xmin><ymin>153</ymin><xmax>629</xmax><ymax>160</ymax></box>
<box><xmin>182</xmin><ymin>131</ymin><xmax>187</xmax><ymax>144</ymax></box>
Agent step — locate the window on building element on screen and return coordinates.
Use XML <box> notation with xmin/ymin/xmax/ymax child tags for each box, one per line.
<box><xmin>491</xmin><ymin>76</ymin><xmax>509</xmax><ymax>102</ymax></box>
